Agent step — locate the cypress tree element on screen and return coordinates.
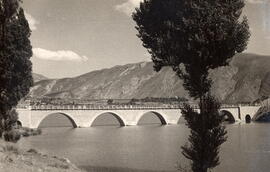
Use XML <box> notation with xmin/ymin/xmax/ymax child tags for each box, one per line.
<box><xmin>0</xmin><ymin>0</ymin><xmax>33</xmax><ymax>140</ymax></box>
<box><xmin>133</xmin><ymin>0</ymin><xmax>250</xmax><ymax>171</ymax></box>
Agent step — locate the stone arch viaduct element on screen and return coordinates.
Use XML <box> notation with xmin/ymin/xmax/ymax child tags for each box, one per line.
<box><xmin>16</xmin><ymin>104</ymin><xmax>261</xmax><ymax>129</ymax></box>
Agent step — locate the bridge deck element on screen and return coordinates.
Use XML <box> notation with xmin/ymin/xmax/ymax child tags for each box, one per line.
<box><xmin>16</xmin><ymin>104</ymin><xmax>252</xmax><ymax>111</ymax></box>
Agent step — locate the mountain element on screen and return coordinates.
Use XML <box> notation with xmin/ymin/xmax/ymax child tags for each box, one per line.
<box><xmin>33</xmin><ymin>73</ymin><xmax>48</xmax><ymax>82</ymax></box>
<box><xmin>29</xmin><ymin>53</ymin><xmax>270</xmax><ymax>103</ymax></box>
<box><xmin>210</xmin><ymin>53</ymin><xmax>270</xmax><ymax>103</ymax></box>
<box><xmin>29</xmin><ymin>62</ymin><xmax>189</xmax><ymax>100</ymax></box>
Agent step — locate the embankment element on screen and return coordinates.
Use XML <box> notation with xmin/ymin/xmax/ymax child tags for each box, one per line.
<box><xmin>0</xmin><ymin>140</ymin><xmax>84</xmax><ymax>172</ymax></box>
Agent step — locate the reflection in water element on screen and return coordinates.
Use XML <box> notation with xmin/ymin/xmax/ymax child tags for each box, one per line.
<box><xmin>39</xmin><ymin>113</ymin><xmax>76</xmax><ymax>128</ymax></box>
<box><xmin>91</xmin><ymin>113</ymin><xmax>125</xmax><ymax>127</ymax></box>
<box><xmin>220</xmin><ymin>110</ymin><xmax>235</xmax><ymax>123</ymax></box>
<box><xmin>18</xmin><ymin>114</ymin><xmax>270</xmax><ymax>172</ymax></box>
<box><xmin>39</xmin><ymin>112</ymin><xmax>167</xmax><ymax>127</ymax></box>
<box><xmin>137</xmin><ymin>112</ymin><xmax>166</xmax><ymax>125</ymax></box>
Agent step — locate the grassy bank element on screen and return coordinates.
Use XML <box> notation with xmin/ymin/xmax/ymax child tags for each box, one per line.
<box><xmin>0</xmin><ymin>140</ymin><xmax>84</xmax><ymax>172</ymax></box>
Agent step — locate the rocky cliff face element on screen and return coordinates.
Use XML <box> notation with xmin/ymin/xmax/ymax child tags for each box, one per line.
<box><xmin>29</xmin><ymin>53</ymin><xmax>270</xmax><ymax>103</ymax></box>
<box><xmin>219</xmin><ymin>53</ymin><xmax>270</xmax><ymax>103</ymax></box>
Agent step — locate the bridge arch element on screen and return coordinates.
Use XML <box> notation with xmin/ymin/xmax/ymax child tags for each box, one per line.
<box><xmin>90</xmin><ymin>112</ymin><xmax>126</xmax><ymax>126</ymax></box>
<box><xmin>136</xmin><ymin>111</ymin><xmax>167</xmax><ymax>125</ymax></box>
<box><xmin>220</xmin><ymin>110</ymin><xmax>235</xmax><ymax>123</ymax></box>
<box><xmin>17</xmin><ymin>120</ymin><xmax>22</xmax><ymax>127</ymax></box>
<box><xmin>36</xmin><ymin>112</ymin><xmax>78</xmax><ymax>128</ymax></box>
<box><xmin>245</xmin><ymin>114</ymin><xmax>251</xmax><ymax>123</ymax></box>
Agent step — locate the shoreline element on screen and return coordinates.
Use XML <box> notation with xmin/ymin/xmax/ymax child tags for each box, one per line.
<box><xmin>80</xmin><ymin>165</ymin><xmax>176</xmax><ymax>172</ymax></box>
<box><xmin>0</xmin><ymin>140</ymin><xmax>84</xmax><ymax>172</ymax></box>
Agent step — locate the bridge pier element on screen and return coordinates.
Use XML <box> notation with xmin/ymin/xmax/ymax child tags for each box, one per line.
<box><xmin>239</xmin><ymin>105</ymin><xmax>261</xmax><ymax>120</ymax></box>
<box><xmin>125</xmin><ymin>122</ymin><xmax>137</xmax><ymax>126</ymax></box>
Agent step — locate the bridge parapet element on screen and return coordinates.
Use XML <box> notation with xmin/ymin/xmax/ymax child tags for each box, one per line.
<box><xmin>27</xmin><ymin>104</ymin><xmax>183</xmax><ymax>111</ymax></box>
<box><xmin>18</xmin><ymin>103</ymin><xmax>256</xmax><ymax>111</ymax></box>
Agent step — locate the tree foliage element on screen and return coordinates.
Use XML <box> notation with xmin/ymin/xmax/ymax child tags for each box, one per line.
<box><xmin>2</xmin><ymin>109</ymin><xmax>21</xmax><ymax>142</ymax></box>
<box><xmin>133</xmin><ymin>0</ymin><xmax>249</xmax><ymax>171</ymax></box>
<box><xmin>133</xmin><ymin>0</ymin><xmax>250</xmax><ymax>98</ymax></box>
<box><xmin>0</xmin><ymin>0</ymin><xmax>33</xmax><ymax>138</ymax></box>
<box><xmin>181</xmin><ymin>96</ymin><xmax>227</xmax><ymax>171</ymax></box>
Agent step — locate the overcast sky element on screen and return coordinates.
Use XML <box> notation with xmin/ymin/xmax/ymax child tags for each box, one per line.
<box><xmin>22</xmin><ymin>0</ymin><xmax>270</xmax><ymax>78</ymax></box>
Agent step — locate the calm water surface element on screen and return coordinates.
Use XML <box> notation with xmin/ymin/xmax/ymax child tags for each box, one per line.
<box><xmin>17</xmin><ymin>114</ymin><xmax>270</xmax><ymax>172</ymax></box>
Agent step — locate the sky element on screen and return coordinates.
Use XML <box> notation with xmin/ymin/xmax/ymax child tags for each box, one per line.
<box><xmin>21</xmin><ymin>0</ymin><xmax>270</xmax><ymax>78</ymax></box>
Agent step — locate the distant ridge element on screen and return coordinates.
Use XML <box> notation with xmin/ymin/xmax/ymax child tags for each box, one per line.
<box><xmin>29</xmin><ymin>53</ymin><xmax>270</xmax><ymax>104</ymax></box>
<box><xmin>33</xmin><ymin>73</ymin><xmax>48</xmax><ymax>82</ymax></box>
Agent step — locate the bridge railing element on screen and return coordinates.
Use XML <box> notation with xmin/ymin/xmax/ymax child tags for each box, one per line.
<box><xmin>28</xmin><ymin>104</ymin><xmax>185</xmax><ymax>110</ymax></box>
<box><xmin>20</xmin><ymin>103</ymin><xmax>260</xmax><ymax>111</ymax></box>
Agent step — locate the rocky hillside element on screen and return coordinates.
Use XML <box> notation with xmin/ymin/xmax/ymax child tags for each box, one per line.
<box><xmin>33</xmin><ymin>73</ymin><xmax>48</xmax><ymax>83</ymax></box>
<box><xmin>214</xmin><ymin>53</ymin><xmax>270</xmax><ymax>103</ymax></box>
<box><xmin>30</xmin><ymin>62</ymin><xmax>189</xmax><ymax>100</ymax></box>
<box><xmin>29</xmin><ymin>53</ymin><xmax>270</xmax><ymax>104</ymax></box>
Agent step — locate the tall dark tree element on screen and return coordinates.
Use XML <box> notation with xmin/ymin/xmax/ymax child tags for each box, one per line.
<box><xmin>0</xmin><ymin>0</ymin><xmax>33</xmax><ymax>140</ymax></box>
<box><xmin>133</xmin><ymin>0</ymin><xmax>250</xmax><ymax>171</ymax></box>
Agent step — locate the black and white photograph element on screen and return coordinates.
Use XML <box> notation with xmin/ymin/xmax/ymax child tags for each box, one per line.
<box><xmin>1</xmin><ymin>0</ymin><xmax>270</xmax><ymax>171</ymax></box>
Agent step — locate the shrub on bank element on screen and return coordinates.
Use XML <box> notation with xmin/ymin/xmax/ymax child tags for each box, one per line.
<box><xmin>19</xmin><ymin>127</ymin><xmax>42</xmax><ymax>137</ymax></box>
<box><xmin>3</xmin><ymin>129</ymin><xmax>21</xmax><ymax>143</ymax></box>
<box><xmin>0</xmin><ymin>127</ymin><xmax>42</xmax><ymax>142</ymax></box>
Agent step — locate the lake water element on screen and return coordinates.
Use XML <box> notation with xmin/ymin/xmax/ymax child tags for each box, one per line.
<box><xmin>17</xmin><ymin>113</ymin><xmax>270</xmax><ymax>172</ymax></box>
